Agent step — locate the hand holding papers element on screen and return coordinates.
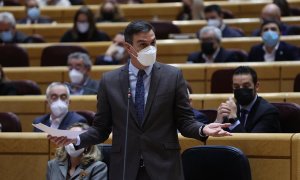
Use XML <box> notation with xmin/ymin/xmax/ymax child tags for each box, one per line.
<box><xmin>32</xmin><ymin>123</ymin><xmax>86</xmax><ymax>139</ymax></box>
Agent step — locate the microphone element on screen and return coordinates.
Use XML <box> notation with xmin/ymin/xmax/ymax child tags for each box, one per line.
<box><xmin>64</xmin><ymin>82</ymin><xmax>98</xmax><ymax>94</ymax></box>
<box><xmin>122</xmin><ymin>87</ymin><xmax>131</xmax><ymax>180</ymax></box>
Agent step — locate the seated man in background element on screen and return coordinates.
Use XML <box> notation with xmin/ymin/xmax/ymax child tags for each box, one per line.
<box><xmin>95</xmin><ymin>32</ymin><xmax>129</xmax><ymax>65</ymax></box>
<box><xmin>33</xmin><ymin>82</ymin><xmax>87</xmax><ymax>132</ymax></box>
<box><xmin>0</xmin><ymin>12</ymin><xmax>29</xmax><ymax>43</ymax></box>
<box><xmin>215</xmin><ymin>66</ymin><xmax>281</xmax><ymax>133</ymax></box>
<box><xmin>187</xmin><ymin>26</ymin><xmax>240</xmax><ymax>63</ymax></box>
<box><xmin>18</xmin><ymin>0</ymin><xmax>54</xmax><ymax>24</ymax></box>
<box><xmin>67</xmin><ymin>52</ymin><xmax>99</xmax><ymax>95</ymax></box>
<box><xmin>252</xmin><ymin>3</ymin><xmax>295</xmax><ymax>36</ymax></box>
<box><xmin>204</xmin><ymin>4</ymin><xmax>244</xmax><ymax>37</ymax></box>
<box><xmin>248</xmin><ymin>20</ymin><xmax>300</xmax><ymax>62</ymax></box>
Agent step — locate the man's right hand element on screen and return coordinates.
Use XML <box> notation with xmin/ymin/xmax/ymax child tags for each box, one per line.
<box><xmin>47</xmin><ymin>135</ymin><xmax>77</xmax><ymax>147</ymax></box>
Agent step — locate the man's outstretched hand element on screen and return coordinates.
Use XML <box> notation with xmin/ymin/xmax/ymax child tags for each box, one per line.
<box><xmin>203</xmin><ymin>123</ymin><xmax>232</xmax><ymax>137</ymax></box>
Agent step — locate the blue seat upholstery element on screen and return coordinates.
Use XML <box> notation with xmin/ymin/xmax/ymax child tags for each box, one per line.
<box><xmin>182</xmin><ymin>145</ymin><xmax>252</xmax><ymax>180</ymax></box>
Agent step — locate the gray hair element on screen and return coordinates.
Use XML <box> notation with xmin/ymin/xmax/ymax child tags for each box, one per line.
<box><xmin>0</xmin><ymin>12</ymin><xmax>16</xmax><ymax>27</ymax></box>
<box><xmin>67</xmin><ymin>52</ymin><xmax>92</xmax><ymax>69</ymax></box>
<box><xmin>199</xmin><ymin>26</ymin><xmax>222</xmax><ymax>42</ymax></box>
<box><xmin>46</xmin><ymin>82</ymin><xmax>70</xmax><ymax>99</ymax></box>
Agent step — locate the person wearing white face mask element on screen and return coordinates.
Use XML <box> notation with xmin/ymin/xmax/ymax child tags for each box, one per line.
<box><xmin>248</xmin><ymin>20</ymin><xmax>300</xmax><ymax>62</ymax></box>
<box><xmin>67</xmin><ymin>52</ymin><xmax>100</xmax><ymax>95</ymax></box>
<box><xmin>204</xmin><ymin>4</ymin><xmax>244</xmax><ymax>38</ymax></box>
<box><xmin>60</xmin><ymin>6</ymin><xmax>110</xmax><ymax>42</ymax></box>
<box><xmin>0</xmin><ymin>12</ymin><xmax>29</xmax><ymax>43</ymax></box>
<box><xmin>32</xmin><ymin>82</ymin><xmax>87</xmax><ymax>132</ymax></box>
<box><xmin>48</xmin><ymin>20</ymin><xmax>231</xmax><ymax>180</ymax></box>
<box><xmin>47</xmin><ymin>123</ymin><xmax>108</xmax><ymax>180</ymax></box>
<box><xmin>17</xmin><ymin>0</ymin><xmax>54</xmax><ymax>24</ymax></box>
<box><xmin>95</xmin><ymin>32</ymin><xmax>130</xmax><ymax>65</ymax></box>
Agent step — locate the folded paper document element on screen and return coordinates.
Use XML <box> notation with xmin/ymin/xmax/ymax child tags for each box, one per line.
<box><xmin>32</xmin><ymin>123</ymin><xmax>86</xmax><ymax>139</ymax></box>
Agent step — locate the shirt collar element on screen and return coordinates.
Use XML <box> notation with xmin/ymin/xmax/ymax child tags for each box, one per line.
<box><xmin>202</xmin><ymin>47</ymin><xmax>220</xmax><ymax>63</ymax></box>
<box><xmin>50</xmin><ymin>112</ymin><xmax>68</xmax><ymax>125</ymax></box>
<box><xmin>129</xmin><ymin>60</ymin><xmax>153</xmax><ymax>76</ymax></box>
<box><xmin>263</xmin><ymin>42</ymin><xmax>280</xmax><ymax>53</ymax></box>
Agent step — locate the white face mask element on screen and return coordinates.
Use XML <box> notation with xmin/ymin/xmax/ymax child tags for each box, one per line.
<box><xmin>69</xmin><ymin>69</ymin><xmax>84</xmax><ymax>84</ymax></box>
<box><xmin>114</xmin><ymin>45</ymin><xmax>125</xmax><ymax>61</ymax></box>
<box><xmin>77</xmin><ymin>22</ymin><xmax>89</xmax><ymax>33</ymax></box>
<box><xmin>50</xmin><ymin>99</ymin><xmax>69</xmax><ymax>117</ymax></box>
<box><xmin>65</xmin><ymin>144</ymin><xmax>84</xmax><ymax>157</ymax></box>
<box><xmin>135</xmin><ymin>45</ymin><xmax>157</xmax><ymax>66</ymax></box>
<box><xmin>207</xmin><ymin>19</ymin><xmax>221</xmax><ymax>28</ymax></box>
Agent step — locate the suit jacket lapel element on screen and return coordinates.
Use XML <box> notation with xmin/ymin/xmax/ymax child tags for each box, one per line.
<box><xmin>142</xmin><ymin>63</ymin><xmax>161</xmax><ymax>127</ymax></box>
<box><xmin>119</xmin><ymin>64</ymin><xmax>139</xmax><ymax>127</ymax></box>
<box><xmin>58</xmin><ymin>160</ymin><xmax>68</xmax><ymax>179</ymax></box>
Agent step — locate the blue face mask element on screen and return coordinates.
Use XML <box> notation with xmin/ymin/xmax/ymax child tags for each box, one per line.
<box><xmin>262</xmin><ymin>30</ymin><xmax>279</xmax><ymax>47</ymax></box>
<box><xmin>27</xmin><ymin>7</ymin><xmax>40</xmax><ymax>20</ymax></box>
<box><xmin>1</xmin><ymin>30</ymin><xmax>13</xmax><ymax>42</ymax></box>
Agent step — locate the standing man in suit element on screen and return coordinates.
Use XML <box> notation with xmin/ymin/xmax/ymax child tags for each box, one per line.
<box><xmin>215</xmin><ymin>66</ymin><xmax>281</xmax><ymax>133</ymax></box>
<box><xmin>33</xmin><ymin>82</ymin><xmax>87</xmax><ymax>132</ymax></box>
<box><xmin>67</xmin><ymin>52</ymin><xmax>99</xmax><ymax>95</ymax></box>
<box><xmin>187</xmin><ymin>26</ymin><xmax>240</xmax><ymax>63</ymax></box>
<box><xmin>49</xmin><ymin>20</ymin><xmax>231</xmax><ymax>180</ymax></box>
<box><xmin>18</xmin><ymin>0</ymin><xmax>54</xmax><ymax>24</ymax></box>
<box><xmin>248</xmin><ymin>20</ymin><xmax>300</xmax><ymax>62</ymax></box>
<box><xmin>204</xmin><ymin>4</ymin><xmax>244</xmax><ymax>38</ymax></box>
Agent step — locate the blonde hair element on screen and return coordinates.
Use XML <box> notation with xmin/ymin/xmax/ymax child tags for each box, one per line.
<box><xmin>55</xmin><ymin>123</ymin><xmax>102</xmax><ymax>166</ymax></box>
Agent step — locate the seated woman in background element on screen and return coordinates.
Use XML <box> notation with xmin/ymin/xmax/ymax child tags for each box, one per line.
<box><xmin>97</xmin><ymin>1</ymin><xmax>126</xmax><ymax>23</ymax></box>
<box><xmin>61</xmin><ymin>6</ymin><xmax>110</xmax><ymax>42</ymax></box>
<box><xmin>177</xmin><ymin>0</ymin><xmax>204</xmax><ymax>20</ymax></box>
<box><xmin>47</xmin><ymin>123</ymin><xmax>107</xmax><ymax>180</ymax></box>
<box><xmin>0</xmin><ymin>65</ymin><xmax>16</xmax><ymax>95</ymax></box>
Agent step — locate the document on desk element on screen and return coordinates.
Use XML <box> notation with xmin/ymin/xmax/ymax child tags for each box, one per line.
<box><xmin>32</xmin><ymin>123</ymin><xmax>87</xmax><ymax>139</ymax></box>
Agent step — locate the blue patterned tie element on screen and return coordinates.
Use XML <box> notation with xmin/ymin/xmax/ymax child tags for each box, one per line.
<box><xmin>135</xmin><ymin>70</ymin><xmax>145</xmax><ymax>125</ymax></box>
<box><xmin>240</xmin><ymin>109</ymin><xmax>249</xmax><ymax>127</ymax></box>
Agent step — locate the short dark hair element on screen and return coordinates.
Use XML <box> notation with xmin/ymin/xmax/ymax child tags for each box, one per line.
<box><xmin>260</xmin><ymin>19</ymin><xmax>282</xmax><ymax>32</ymax></box>
<box><xmin>233</xmin><ymin>66</ymin><xmax>258</xmax><ymax>85</ymax></box>
<box><xmin>124</xmin><ymin>20</ymin><xmax>154</xmax><ymax>44</ymax></box>
<box><xmin>204</xmin><ymin>5</ymin><xmax>222</xmax><ymax>16</ymax></box>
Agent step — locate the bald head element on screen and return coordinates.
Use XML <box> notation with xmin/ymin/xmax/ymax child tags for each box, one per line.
<box><xmin>261</xmin><ymin>3</ymin><xmax>281</xmax><ymax>21</ymax></box>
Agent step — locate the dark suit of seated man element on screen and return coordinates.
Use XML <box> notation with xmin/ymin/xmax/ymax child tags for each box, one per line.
<box><xmin>33</xmin><ymin>82</ymin><xmax>87</xmax><ymax>132</ymax></box>
<box><xmin>17</xmin><ymin>0</ymin><xmax>54</xmax><ymax>24</ymax></box>
<box><xmin>187</xmin><ymin>26</ymin><xmax>240</xmax><ymax>63</ymax></box>
<box><xmin>248</xmin><ymin>20</ymin><xmax>300</xmax><ymax>62</ymax></box>
<box><xmin>215</xmin><ymin>66</ymin><xmax>281</xmax><ymax>133</ymax></box>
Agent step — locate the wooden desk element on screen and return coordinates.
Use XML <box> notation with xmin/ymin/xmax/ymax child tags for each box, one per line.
<box><xmin>0</xmin><ymin>133</ymin><xmax>298</xmax><ymax>180</ymax></box>
<box><xmin>0</xmin><ymin>92</ymin><xmax>298</xmax><ymax>132</ymax></box>
<box><xmin>16</xmin><ymin>36</ymin><xmax>300</xmax><ymax>66</ymax></box>
<box><xmin>15</xmin><ymin>16</ymin><xmax>300</xmax><ymax>42</ymax></box>
<box><xmin>4</xmin><ymin>62</ymin><xmax>300</xmax><ymax>93</ymax></box>
<box><xmin>2</xmin><ymin>1</ymin><xmax>300</xmax><ymax>23</ymax></box>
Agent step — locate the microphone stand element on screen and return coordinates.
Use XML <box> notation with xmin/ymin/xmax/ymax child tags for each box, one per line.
<box><xmin>122</xmin><ymin>88</ymin><xmax>131</xmax><ymax>180</ymax></box>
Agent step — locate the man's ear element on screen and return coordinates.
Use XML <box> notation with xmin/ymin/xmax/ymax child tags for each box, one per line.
<box><xmin>255</xmin><ymin>81</ymin><xmax>260</xmax><ymax>91</ymax></box>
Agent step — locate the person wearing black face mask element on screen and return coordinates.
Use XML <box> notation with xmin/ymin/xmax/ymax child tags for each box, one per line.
<box><xmin>187</xmin><ymin>26</ymin><xmax>240</xmax><ymax>63</ymax></box>
<box><xmin>215</xmin><ymin>66</ymin><xmax>281</xmax><ymax>133</ymax></box>
<box><xmin>97</xmin><ymin>1</ymin><xmax>126</xmax><ymax>23</ymax></box>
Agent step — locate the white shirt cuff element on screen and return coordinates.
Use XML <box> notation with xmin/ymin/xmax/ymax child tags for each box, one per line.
<box><xmin>75</xmin><ymin>135</ymin><xmax>81</xmax><ymax>146</ymax></box>
<box><xmin>229</xmin><ymin>120</ymin><xmax>240</xmax><ymax>131</ymax></box>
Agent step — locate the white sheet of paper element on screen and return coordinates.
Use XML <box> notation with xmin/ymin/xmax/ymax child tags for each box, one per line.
<box><xmin>32</xmin><ymin>123</ymin><xmax>86</xmax><ymax>139</ymax></box>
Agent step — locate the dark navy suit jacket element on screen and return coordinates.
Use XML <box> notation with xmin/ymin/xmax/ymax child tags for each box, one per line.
<box><xmin>17</xmin><ymin>17</ymin><xmax>53</xmax><ymax>24</ymax></box>
<box><xmin>231</xmin><ymin>97</ymin><xmax>281</xmax><ymax>133</ymax></box>
<box><xmin>222</xmin><ymin>25</ymin><xmax>244</xmax><ymax>37</ymax></box>
<box><xmin>187</xmin><ymin>47</ymin><xmax>240</xmax><ymax>63</ymax></box>
<box><xmin>193</xmin><ymin>109</ymin><xmax>209</xmax><ymax>124</ymax></box>
<box><xmin>248</xmin><ymin>41</ymin><xmax>300</xmax><ymax>62</ymax></box>
<box><xmin>32</xmin><ymin>111</ymin><xmax>87</xmax><ymax>132</ymax></box>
